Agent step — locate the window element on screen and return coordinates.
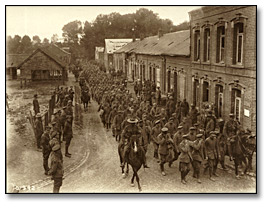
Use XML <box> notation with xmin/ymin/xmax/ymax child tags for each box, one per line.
<box><xmin>215</xmin><ymin>85</ymin><xmax>224</xmax><ymax>118</ymax></box>
<box><xmin>217</xmin><ymin>26</ymin><xmax>225</xmax><ymax>63</ymax></box>
<box><xmin>156</xmin><ymin>68</ymin><xmax>161</xmax><ymax>87</ymax></box>
<box><xmin>231</xmin><ymin>89</ymin><xmax>241</xmax><ymax>121</ymax></box>
<box><xmin>194</xmin><ymin>30</ymin><xmax>200</xmax><ymax>61</ymax></box>
<box><xmin>233</xmin><ymin>23</ymin><xmax>244</xmax><ymax>65</ymax></box>
<box><xmin>193</xmin><ymin>79</ymin><xmax>200</xmax><ymax>106</ymax></box>
<box><xmin>204</xmin><ymin>28</ymin><xmax>210</xmax><ymax>62</ymax></box>
<box><xmin>202</xmin><ymin>81</ymin><xmax>209</xmax><ymax>102</ymax></box>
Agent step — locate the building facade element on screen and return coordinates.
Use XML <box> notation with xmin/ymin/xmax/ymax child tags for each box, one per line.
<box><xmin>95</xmin><ymin>47</ymin><xmax>104</xmax><ymax>64</ymax></box>
<box><xmin>18</xmin><ymin>47</ymin><xmax>68</xmax><ymax>82</ymax></box>
<box><xmin>104</xmin><ymin>39</ymin><xmax>133</xmax><ymax>72</ymax></box>
<box><xmin>188</xmin><ymin>6</ymin><xmax>256</xmax><ymax>130</ymax></box>
<box><xmin>114</xmin><ymin>30</ymin><xmax>191</xmax><ymax>102</ymax></box>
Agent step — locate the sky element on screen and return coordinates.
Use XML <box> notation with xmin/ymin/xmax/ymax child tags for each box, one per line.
<box><xmin>6</xmin><ymin>6</ymin><xmax>201</xmax><ymax>41</ymax></box>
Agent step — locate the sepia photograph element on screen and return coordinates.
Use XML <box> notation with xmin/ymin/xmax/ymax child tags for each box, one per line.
<box><xmin>5</xmin><ymin>5</ymin><xmax>256</xmax><ymax>194</ymax></box>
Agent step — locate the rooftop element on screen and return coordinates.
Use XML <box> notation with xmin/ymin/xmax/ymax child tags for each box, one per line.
<box><xmin>105</xmin><ymin>39</ymin><xmax>133</xmax><ymax>54</ymax></box>
<box><xmin>115</xmin><ymin>30</ymin><xmax>190</xmax><ymax>57</ymax></box>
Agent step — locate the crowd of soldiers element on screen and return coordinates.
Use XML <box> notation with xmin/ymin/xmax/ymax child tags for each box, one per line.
<box><xmin>78</xmin><ymin>60</ymin><xmax>255</xmax><ymax>185</ymax></box>
<box><xmin>32</xmin><ymin>86</ymin><xmax>75</xmax><ymax>193</ymax></box>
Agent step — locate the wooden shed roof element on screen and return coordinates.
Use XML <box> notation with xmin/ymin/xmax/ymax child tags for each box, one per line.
<box><xmin>18</xmin><ymin>47</ymin><xmax>66</xmax><ymax>69</ymax></box>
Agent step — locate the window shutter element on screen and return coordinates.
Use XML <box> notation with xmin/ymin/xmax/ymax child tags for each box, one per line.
<box><xmin>216</xmin><ymin>27</ymin><xmax>220</xmax><ymax>63</ymax></box>
<box><xmin>231</xmin><ymin>89</ymin><xmax>235</xmax><ymax>113</ymax></box>
<box><xmin>233</xmin><ymin>25</ymin><xmax>238</xmax><ymax>64</ymax></box>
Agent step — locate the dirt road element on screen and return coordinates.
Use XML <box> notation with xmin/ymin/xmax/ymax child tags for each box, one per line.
<box><xmin>36</xmin><ymin>101</ymin><xmax>256</xmax><ymax>193</ymax></box>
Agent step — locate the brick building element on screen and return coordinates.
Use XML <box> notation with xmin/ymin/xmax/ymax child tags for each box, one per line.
<box><xmin>188</xmin><ymin>6</ymin><xmax>256</xmax><ymax>130</ymax></box>
<box><xmin>114</xmin><ymin>30</ymin><xmax>191</xmax><ymax>102</ymax></box>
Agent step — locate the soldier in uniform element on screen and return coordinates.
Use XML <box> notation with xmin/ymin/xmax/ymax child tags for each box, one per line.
<box><xmin>205</xmin><ymin>111</ymin><xmax>216</xmax><ymax>138</ymax></box>
<box><xmin>189</xmin><ymin>133</ymin><xmax>204</xmax><ymax>183</ymax></box>
<box><xmin>223</xmin><ymin>113</ymin><xmax>239</xmax><ymax>161</ymax></box>
<box><xmin>186</xmin><ymin>127</ymin><xmax>197</xmax><ymax>141</ymax></box>
<box><xmin>68</xmin><ymin>86</ymin><xmax>74</xmax><ymax>102</ymax></box>
<box><xmin>48</xmin><ymin>141</ymin><xmax>63</xmax><ymax>193</ymax></box>
<box><xmin>40</xmin><ymin>126</ymin><xmax>51</xmax><ymax>175</ymax></box>
<box><xmin>112</xmin><ymin>110</ymin><xmax>124</xmax><ymax>142</ymax></box>
<box><xmin>52</xmin><ymin>109</ymin><xmax>62</xmax><ymax>143</ymax></box>
<box><xmin>178</xmin><ymin>135</ymin><xmax>192</xmax><ymax>184</ymax></box>
<box><xmin>121</xmin><ymin>118</ymin><xmax>149</xmax><ymax>168</ymax></box>
<box><xmin>166</xmin><ymin>96</ymin><xmax>175</xmax><ymax>119</ymax></box>
<box><xmin>151</xmin><ymin>120</ymin><xmax>162</xmax><ymax>162</ymax></box>
<box><xmin>204</xmin><ymin>131</ymin><xmax>220</xmax><ymax>181</ymax></box>
<box><xmin>140</xmin><ymin>114</ymin><xmax>152</xmax><ymax>154</ymax></box>
<box><xmin>157</xmin><ymin>127</ymin><xmax>172</xmax><ymax>176</ymax></box>
<box><xmin>34</xmin><ymin>113</ymin><xmax>43</xmax><ymax>150</ymax></box>
<box><xmin>172</xmin><ymin>113</ymin><xmax>179</xmax><ymax>129</ymax></box>
<box><xmin>171</xmin><ymin>125</ymin><xmax>184</xmax><ymax>165</ymax></box>
<box><xmin>63</xmin><ymin>115</ymin><xmax>73</xmax><ymax>158</ymax></box>
<box><xmin>164</xmin><ymin>117</ymin><xmax>177</xmax><ymax>138</ymax></box>
<box><xmin>33</xmin><ymin>94</ymin><xmax>40</xmax><ymax>115</ymax></box>
<box><xmin>189</xmin><ymin>104</ymin><xmax>199</xmax><ymax>126</ymax></box>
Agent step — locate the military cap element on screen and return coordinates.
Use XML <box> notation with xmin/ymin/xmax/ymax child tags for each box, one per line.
<box><xmin>169</xmin><ymin>96</ymin><xmax>173</xmax><ymax>99</ymax></box>
<box><xmin>127</xmin><ymin>118</ymin><xmax>138</xmax><ymax>124</ymax></box>
<box><xmin>194</xmin><ymin>123</ymin><xmax>199</xmax><ymax>126</ymax></box>
<box><xmin>45</xmin><ymin>126</ymin><xmax>51</xmax><ymax>130</ymax></box>
<box><xmin>246</xmin><ymin>128</ymin><xmax>252</xmax><ymax>134</ymax></box>
<box><xmin>62</xmin><ymin>106</ymin><xmax>67</xmax><ymax>109</ymax></box>
<box><xmin>52</xmin><ymin>144</ymin><xmax>61</xmax><ymax>151</ymax></box>
<box><xmin>207</xmin><ymin>111</ymin><xmax>213</xmax><ymax>116</ymax></box>
<box><xmin>229</xmin><ymin>113</ymin><xmax>234</xmax><ymax>117</ymax></box>
<box><xmin>51</xmin><ymin>121</ymin><xmax>57</xmax><ymax>125</ymax></box>
<box><xmin>169</xmin><ymin>117</ymin><xmax>174</xmax><ymax>121</ymax></box>
<box><xmin>155</xmin><ymin>120</ymin><xmax>161</xmax><ymax>125</ymax></box>
<box><xmin>66</xmin><ymin>115</ymin><xmax>72</xmax><ymax>118</ymax></box>
<box><xmin>161</xmin><ymin>127</ymin><xmax>168</xmax><ymax>132</ymax></box>
<box><xmin>182</xmin><ymin>134</ymin><xmax>189</xmax><ymax>139</ymax></box>
<box><xmin>153</xmin><ymin>103</ymin><xmax>157</xmax><ymax>106</ymax></box>
<box><xmin>36</xmin><ymin>113</ymin><xmax>42</xmax><ymax>118</ymax></box>
<box><xmin>172</xmin><ymin>113</ymin><xmax>177</xmax><ymax>116</ymax></box>
<box><xmin>190</xmin><ymin>127</ymin><xmax>196</xmax><ymax>130</ymax></box>
<box><xmin>218</xmin><ymin>118</ymin><xmax>224</xmax><ymax>123</ymax></box>
<box><xmin>191</xmin><ymin>104</ymin><xmax>195</xmax><ymax>107</ymax></box>
<box><xmin>65</xmin><ymin>94</ymin><xmax>70</xmax><ymax>97</ymax></box>
<box><xmin>214</xmin><ymin>129</ymin><xmax>220</xmax><ymax>135</ymax></box>
<box><xmin>178</xmin><ymin>125</ymin><xmax>183</xmax><ymax>129</ymax></box>
<box><xmin>196</xmin><ymin>134</ymin><xmax>203</xmax><ymax>138</ymax></box>
<box><xmin>209</xmin><ymin>131</ymin><xmax>217</xmax><ymax>136</ymax></box>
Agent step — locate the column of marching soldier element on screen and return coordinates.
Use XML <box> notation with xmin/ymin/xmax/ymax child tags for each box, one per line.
<box><xmin>81</xmin><ymin>60</ymin><xmax>255</xmax><ymax>185</ymax></box>
<box><xmin>33</xmin><ymin>86</ymin><xmax>74</xmax><ymax>193</ymax></box>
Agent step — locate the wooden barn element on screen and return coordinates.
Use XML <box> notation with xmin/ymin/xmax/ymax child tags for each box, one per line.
<box><xmin>6</xmin><ymin>54</ymin><xmax>29</xmax><ymax>80</ymax></box>
<box><xmin>17</xmin><ymin>45</ymin><xmax>71</xmax><ymax>83</ymax></box>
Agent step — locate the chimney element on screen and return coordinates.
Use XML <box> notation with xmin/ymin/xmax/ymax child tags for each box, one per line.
<box><xmin>158</xmin><ymin>29</ymin><xmax>163</xmax><ymax>38</ymax></box>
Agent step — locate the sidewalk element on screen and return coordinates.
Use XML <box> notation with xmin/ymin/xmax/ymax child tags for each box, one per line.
<box><xmin>6</xmin><ymin>72</ymin><xmax>88</xmax><ymax>193</ymax></box>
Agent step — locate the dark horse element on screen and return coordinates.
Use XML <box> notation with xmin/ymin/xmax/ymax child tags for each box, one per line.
<box><xmin>81</xmin><ymin>90</ymin><xmax>90</xmax><ymax>111</ymax></box>
<box><xmin>118</xmin><ymin>135</ymin><xmax>145</xmax><ymax>192</ymax></box>
<box><xmin>230</xmin><ymin>132</ymin><xmax>249</xmax><ymax>179</ymax></box>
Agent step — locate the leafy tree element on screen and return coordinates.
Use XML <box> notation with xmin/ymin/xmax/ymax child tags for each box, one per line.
<box><xmin>32</xmin><ymin>35</ymin><xmax>41</xmax><ymax>45</ymax></box>
<box><xmin>62</xmin><ymin>20</ymin><xmax>83</xmax><ymax>44</ymax></box>
<box><xmin>18</xmin><ymin>35</ymin><xmax>32</xmax><ymax>53</ymax></box>
<box><xmin>51</xmin><ymin>34</ymin><xmax>59</xmax><ymax>43</ymax></box>
<box><xmin>42</xmin><ymin>38</ymin><xmax>50</xmax><ymax>44</ymax></box>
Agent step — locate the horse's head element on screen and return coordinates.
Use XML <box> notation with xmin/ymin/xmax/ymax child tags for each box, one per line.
<box><xmin>130</xmin><ymin>135</ymin><xmax>139</xmax><ymax>153</ymax></box>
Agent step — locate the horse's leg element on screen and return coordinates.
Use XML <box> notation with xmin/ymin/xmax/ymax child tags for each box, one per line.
<box><xmin>135</xmin><ymin>171</ymin><xmax>142</xmax><ymax>192</ymax></box>
<box><xmin>131</xmin><ymin>172</ymin><xmax>135</xmax><ymax>187</ymax></box>
<box><xmin>126</xmin><ymin>162</ymin><xmax>129</xmax><ymax>176</ymax></box>
<box><xmin>235</xmin><ymin>158</ymin><xmax>240</xmax><ymax>179</ymax></box>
